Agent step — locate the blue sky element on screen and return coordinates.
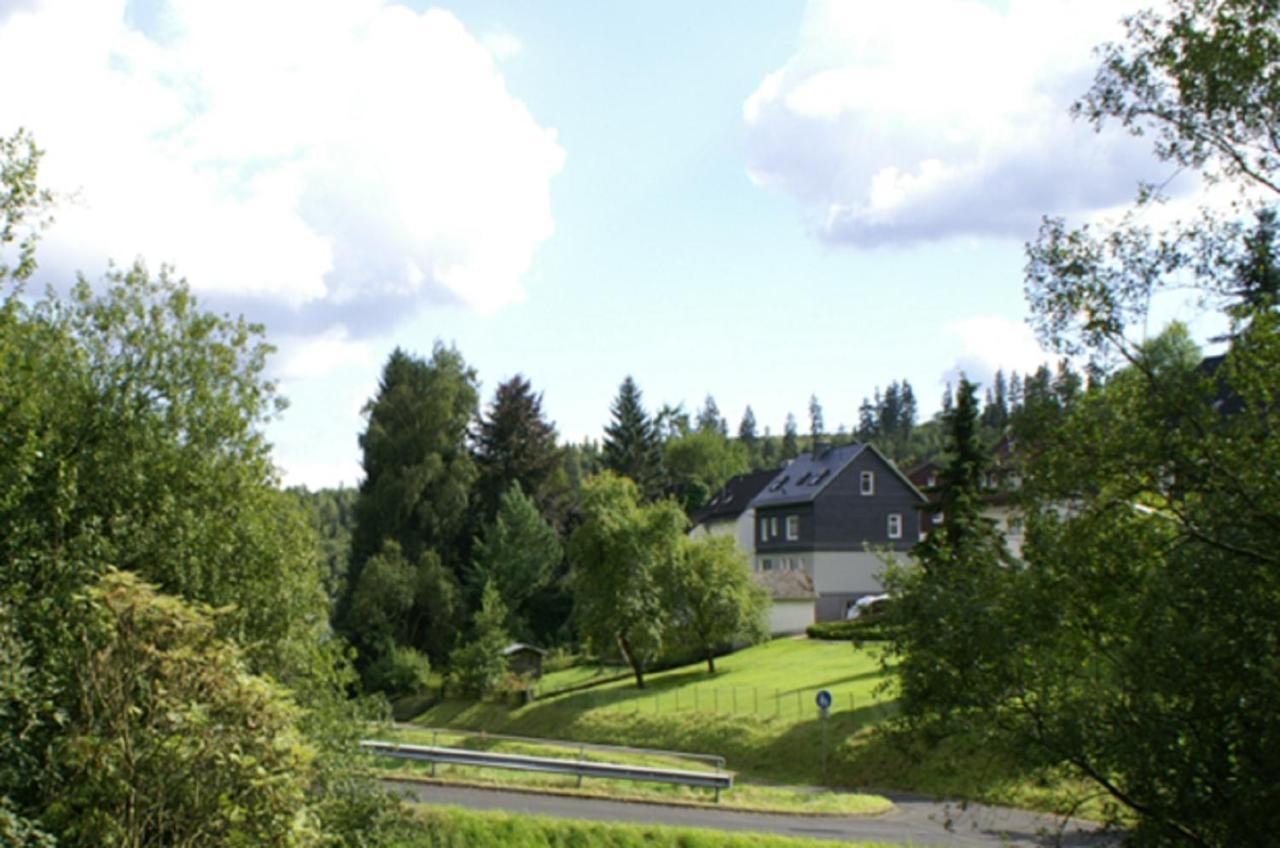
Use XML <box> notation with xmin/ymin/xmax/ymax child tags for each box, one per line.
<box><xmin>3</xmin><ymin>0</ymin><xmax>1212</xmax><ymax>487</ymax></box>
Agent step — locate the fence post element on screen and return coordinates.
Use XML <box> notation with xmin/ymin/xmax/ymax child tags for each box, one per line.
<box><xmin>577</xmin><ymin>745</ymin><xmax>584</xmax><ymax>788</ymax></box>
<box><xmin>431</xmin><ymin>731</ymin><xmax>437</xmax><ymax>778</ymax></box>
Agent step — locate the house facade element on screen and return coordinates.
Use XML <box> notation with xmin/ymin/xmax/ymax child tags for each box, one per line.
<box><xmin>750</xmin><ymin>443</ymin><xmax>926</xmax><ymax>621</ymax></box>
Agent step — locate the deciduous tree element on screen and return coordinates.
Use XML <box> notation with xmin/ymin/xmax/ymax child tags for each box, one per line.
<box><xmin>568</xmin><ymin>473</ymin><xmax>684</xmax><ymax>688</ymax></box>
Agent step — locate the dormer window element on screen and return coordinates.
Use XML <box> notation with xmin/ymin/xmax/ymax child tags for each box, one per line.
<box><xmin>860</xmin><ymin>470</ymin><xmax>875</xmax><ymax>495</ymax></box>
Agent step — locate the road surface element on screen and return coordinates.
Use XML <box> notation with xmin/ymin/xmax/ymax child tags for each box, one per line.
<box><xmin>384</xmin><ymin>779</ymin><xmax>1118</xmax><ymax>847</ymax></box>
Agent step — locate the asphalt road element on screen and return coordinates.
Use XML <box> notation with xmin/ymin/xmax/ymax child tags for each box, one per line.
<box><xmin>384</xmin><ymin>780</ymin><xmax>1119</xmax><ymax>847</ymax></box>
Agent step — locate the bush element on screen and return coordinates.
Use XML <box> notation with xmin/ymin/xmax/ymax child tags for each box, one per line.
<box><xmin>806</xmin><ymin>619</ymin><xmax>888</xmax><ymax>641</ymax></box>
<box><xmin>366</xmin><ymin>644</ymin><xmax>433</xmax><ymax>697</ymax></box>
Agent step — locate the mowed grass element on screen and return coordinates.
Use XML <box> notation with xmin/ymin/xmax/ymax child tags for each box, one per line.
<box><xmin>400</xmin><ymin>805</ymin><xmax>902</xmax><ymax>848</ymax></box>
<box><xmin>410</xmin><ymin>638</ymin><xmax>1104</xmax><ymax>818</ymax></box>
<box><xmin>375</xmin><ymin>726</ymin><xmax>892</xmax><ymax>815</ymax></box>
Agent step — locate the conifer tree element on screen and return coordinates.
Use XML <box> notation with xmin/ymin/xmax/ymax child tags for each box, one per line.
<box><xmin>602</xmin><ymin>376</ymin><xmax>664</xmax><ymax>500</ymax></box>
<box><xmin>781</xmin><ymin>413</ymin><xmax>800</xmax><ymax>460</ymax></box>
<box><xmin>473</xmin><ymin>374</ymin><xmax>562</xmax><ymax>526</ymax></box>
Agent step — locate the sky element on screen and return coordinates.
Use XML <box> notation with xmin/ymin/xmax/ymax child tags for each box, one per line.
<box><xmin>0</xmin><ymin>0</ymin><xmax>1216</xmax><ymax>488</ymax></box>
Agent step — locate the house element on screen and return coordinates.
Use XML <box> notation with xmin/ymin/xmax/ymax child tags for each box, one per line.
<box><xmin>689</xmin><ymin>468</ymin><xmax>779</xmax><ymax>552</ymax></box>
<box><xmin>750</xmin><ymin>443</ymin><xmax>927</xmax><ymax>621</ymax></box>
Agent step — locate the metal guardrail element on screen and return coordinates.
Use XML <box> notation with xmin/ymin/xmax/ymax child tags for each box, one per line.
<box><xmin>394</xmin><ymin>724</ymin><xmax>727</xmax><ymax>771</ymax></box>
<box><xmin>360</xmin><ymin>739</ymin><xmax>733</xmax><ymax>800</ymax></box>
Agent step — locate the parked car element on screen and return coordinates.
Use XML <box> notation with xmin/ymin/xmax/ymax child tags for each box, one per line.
<box><xmin>845</xmin><ymin>593</ymin><xmax>889</xmax><ymax>620</ymax></box>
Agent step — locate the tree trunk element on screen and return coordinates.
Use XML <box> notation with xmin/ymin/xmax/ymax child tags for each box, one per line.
<box><xmin>617</xmin><ymin>633</ymin><xmax>645</xmax><ymax>689</ymax></box>
<box><xmin>705</xmin><ymin>649</ymin><xmax>716</xmax><ymax>674</ymax></box>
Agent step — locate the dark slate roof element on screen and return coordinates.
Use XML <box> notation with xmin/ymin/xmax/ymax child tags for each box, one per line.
<box><xmin>753</xmin><ymin>569</ymin><xmax>816</xmax><ymax>601</ymax></box>
<box><xmin>690</xmin><ymin>468</ymin><xmax>781</xmax><ymax>525</ymax></box>
<box><xmin>748</xmin><ymin>443</ymin><xmax>869</xmax><ymax>508</ymax></box>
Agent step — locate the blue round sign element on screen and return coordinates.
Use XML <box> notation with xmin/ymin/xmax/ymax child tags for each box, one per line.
<box><xmin>815</xmin><ymin>689</ymin><xmax>832</xmax><ymax>710</ymax></box>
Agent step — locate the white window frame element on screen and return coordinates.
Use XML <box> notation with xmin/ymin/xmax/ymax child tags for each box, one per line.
<box><xmin>761</xmin><ymin>558</ymin><xmax>774</xmax><ymax>571</ymax></box>
<box><xmin>860</xmin><ymin>470</ymin><xmax>875</xmax><ymax>496</ymax></box>
<box><xmin>770</xmin><ymin>516</ymin><xmax>779</xmax><ymax>538</ymax></box>
<box><xmin>785</xmin><ymin>514</ymin><xmax>799</xmax><ymax>540</ymax></box>
<box><xmin>760</xmin><ymin>519</ymin><xmax>769</xmax><ymax>543</ymax></box>
<box><xmin>887</xmin><ymin>512</ymin><xmax>903</xmax><ymax>539</ymax></box>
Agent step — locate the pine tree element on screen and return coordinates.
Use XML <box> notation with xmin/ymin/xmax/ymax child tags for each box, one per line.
<box><xmin>808</xmin><ymin>394</ymin><xmax>825</xmax><ymax>450</ymax></box>
<box><xmin>781</xmin><ymin>413</ymin><xmax>799</xmax><ymax>460</ymax></box>
<box><xmin>696</xmin><ymin>394</ymin><xmax>727</xmax><ymax>436</ymax></box>
<box><xmin>473</xmin><ymin>374</ymin><xmax>562</xmax><ymax>527</ymax></box>
<box><xmin>738</xmin><ymin>406</ymin><xmax>758</xmax><ymax>456</ymax></box>
<box><xmin>602</xmin><ymin>376</ymin><xmax>664</xmax><ymax>500</ymax></box>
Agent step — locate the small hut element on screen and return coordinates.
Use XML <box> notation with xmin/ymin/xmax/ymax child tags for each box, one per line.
<box><xmin>500</xmin><ymin>643</ymin><xmax>546</xmax><ymax>678</ymax></box>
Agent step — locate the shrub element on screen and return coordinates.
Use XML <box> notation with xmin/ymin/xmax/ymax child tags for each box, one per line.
<box><xmin>366</xmin><ymin>644</ymin><xmax>433</xmax><ymax>696</ymax></box>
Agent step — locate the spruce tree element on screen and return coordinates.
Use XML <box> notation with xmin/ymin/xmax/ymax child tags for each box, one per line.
<box><xmin>473</xmin><ymin>374</ymin><xmax>562</xmax><ymax>526</ymax></box>
<box><xmin>808</xmin><ymin>394</ymin><xmax>825</xmax><ymax>450</ymax></box>
<box><xmin>781</xmin><ymin>413</ymin><xmax>799</xmax><ymax>460</ymax></box>
<box><xmin>602</xmin><ymin>376</ymin><xmax>664</xmax><ymax>500</ymax></box>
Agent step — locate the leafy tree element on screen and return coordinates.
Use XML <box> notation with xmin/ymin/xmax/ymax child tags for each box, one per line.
<box><xmin>347</xmin><ymin>540</ymin><xmax>460</xmax><ymax>669</ymax></box>
<box><xmin>468</xmin><ymin>482</ymin><xmax>562</xmax><ymax>636</ymax></box>
<box><xmin>0</xmin><ymin>128</ymin><xmax>52</xmax><ymax>284</ymax></box>
<box><xmin>662</xmin><ymin>429</ymin><xmax>749</xmax><ymax>514</ymax></box>
<box><xmin>602</xmin><ymin>376</ymin><xmax>664</xmax><ymax>500</ymax></box>
<box><xmin>568</xmin><ymin>473</ymin><xmax>684</xmax><ymax>688</ymax></box>
<box><xmin>654</xmin><ymin>402</ymin><xmax>691</xmax><ymax>441</ymax></box>
<box><xmin>473</xmin><ymin>374</ymin><xmax>563</xmax><ymax>527</ymax></box>
<box><xmin>0</xmin><ymin>131</ymin><xmax>399</xmax><ymax>848</ymax></box>
<box><xmin>449</xmin><ymin>581</ymin><xmax>511</xmax><ymax>698</ymax></box>
<box><xmin>666</xmin><ymin>536</ymin><xmax>769</xmax><ymax>673</ymax></box>
<box><xmin>966</xmin><ymin>1</ymin><xmax>1280</xmax><ymax>841</ymax></box>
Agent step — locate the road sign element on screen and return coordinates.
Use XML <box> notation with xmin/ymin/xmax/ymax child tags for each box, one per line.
<box><xmin>815</xmin><ymin>689</ymin><xmax>832</xmax><ymax>710</ymax></box>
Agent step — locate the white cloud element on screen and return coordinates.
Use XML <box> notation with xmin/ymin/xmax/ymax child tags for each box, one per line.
<box><xmin>482</xmin><ymin>31</ymin><xmax>523</xmax><ymax>60</ymax></box>
<box><xmin>942</xmin><ymin>315</ymin><xmax>1054</xmax><ymax>389</ymax></box>
<box><xmin>275</xmin><ymin>325</ymin><xmax>374</xmax><ymax>381</ymax></box>
<box><xmin>0</xmin><ymin>0</ymin><xmax>563</xmax><ymax>329</ymax></box>
<box><xmin>743</xmin><ymin>0</ymin><xmax>1174</xmax><ymax>247</ymax></box>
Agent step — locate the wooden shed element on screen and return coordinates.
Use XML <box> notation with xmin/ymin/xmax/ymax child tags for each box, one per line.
<box><xmin>500</xmin><ymin>643</ymin><xmax>546</xmax><ymax>678</ymax></box>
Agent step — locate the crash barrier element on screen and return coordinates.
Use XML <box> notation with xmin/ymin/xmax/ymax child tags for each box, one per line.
<box><xmin>360</xmin><ymin>738</ymin><xmax>732</xmax><ymax>801</ymax></box>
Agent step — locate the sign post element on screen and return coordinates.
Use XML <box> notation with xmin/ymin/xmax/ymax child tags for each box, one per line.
<box><xmin>815</xmin><ymin>689</ymin><xmax>832</xmax><ymax>780</ymax></box>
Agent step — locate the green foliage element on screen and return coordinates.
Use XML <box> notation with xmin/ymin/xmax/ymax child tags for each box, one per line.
<box><xmin>404</xmin><ymin>805</ymin><xmax>891</xmax><ymax>848</ymax></box>
<box><xmin>288</xmin><ymin>485</ymin><xmax>358</xmax><ymax>603</ymax></box>
<box><xmin>347</xmin><ymin>344</ymin><xmax>478</xmax><ymax>572</ymax></box>
<box><xmin>602</xmin><ymin>376</ymin><xmax>664</xmax><ymax>500</ymax></box>
<box><xmin>45</xmin><ymin>571</ymin><xmax>319</xmax><ymax>847</ymax></box>
<box><xmin>0</xmin><ymin>128</ymin><xmax>52</xmax><ymax>284</ymax></box>
<box><xmin>450</xmin><ymin>582</ymin><xmax>512</xmax><ymax>698</ymax></box>
<box><xmin>473</xmin><ymin>374</ymin><xmax>565</xmax><ymax>528</ymax></box>
<box><xmin>662</xmin><ymin>430</ymin><xmax>749</xmax><ymax>514</ymax></box>
<box><xmin>469</xmin><ymin>482</ymin><xmax>562</xmax><ymax>636</ymax></box>
<box><xmin>989</xmin><ymin>3</ymin><xmax>1280</xmax><ymax>842</ymax></box>
<box><xmin>568</xmin><ymin>473</ymin><xmax>685</xmax><ymax>687</ymax></box>
<box><xmin>348</xmin><ymin>540</ymin><xmax>461</xmax><ymax>671</ymax></box>
<box><xmin>341</xmin><ymin>344</ymin><xmax>477</xmax><ymax>669</ymax></box>
<box><xmin>805</xmin><ymin>619</ymin><xmax>886</xmax><ymax>642</ymax></box>
<box><xmin>884</xmin><ymin>378</ymin><xmax>1015</xmax><ymax>726</ymax></box>
<box><xmin>665</xmin><ymin>535</ymin><xmax>769</xmax><ymax>672</ymax></box>
<box><xmin>367</xmin><ymin>644</ymin><xmax>434</xmax><ymax>698</ymax></box>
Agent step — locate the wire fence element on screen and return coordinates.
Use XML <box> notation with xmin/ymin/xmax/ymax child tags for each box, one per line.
<box><xmin>546</xmin><ymin>685</ymin><xmax>859</xmax><ymax>720</ymax></box>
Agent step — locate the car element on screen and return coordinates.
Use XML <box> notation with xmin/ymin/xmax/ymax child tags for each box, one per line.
<box><xmin>844</xmin><ymin>593</ymin><xmax>889</xmax><ymax>620</ymax></box>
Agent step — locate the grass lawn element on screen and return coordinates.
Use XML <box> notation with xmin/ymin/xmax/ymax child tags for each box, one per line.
<box><xmin>410</xmin><ymin>638</ymin><xmax>1102</xmax><ymax>819</ymax></box>
<box><xmin>400</xmin><ymin>805</ymin><xmax>901</xmax><ymax>848</ymax></box>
